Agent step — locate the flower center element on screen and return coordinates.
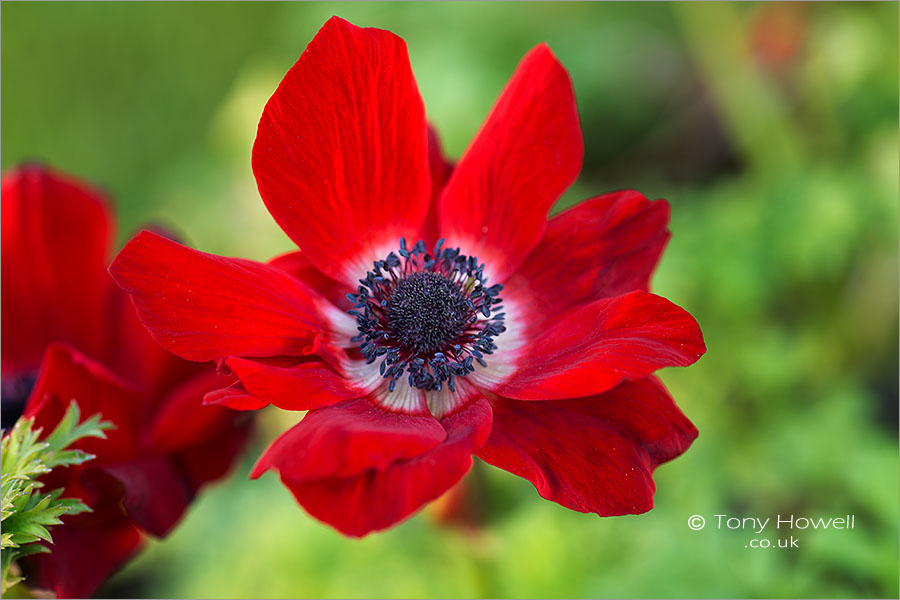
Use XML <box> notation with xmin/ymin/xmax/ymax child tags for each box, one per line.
<box><xmin>1</xmin><ymin>370</ymin><xmax>38</xmax><ymax>431</ymax></box>
<box><xmin>388</xmin><ymin>272</ymin><xmax>469</xmax><ymax>354</ymax></box>
<box><xmin>348</xmin><ymin>238</ymin><xmax>505</xmax><ymax>393</ymax></box>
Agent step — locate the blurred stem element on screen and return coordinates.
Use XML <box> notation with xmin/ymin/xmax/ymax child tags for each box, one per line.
<box><xmin>464</xmin><ymin>460</ymin><xmax>497</xmax><ymax>598</ymax></box>
<box><xmin>673</xmin><ymin>2</ymin><xmax>805</xmax><ymax>173</ymax></box>
<box><xmin>797</xmin><ymin>18</ymin><xmax>845</xmax><ymax>157</ymax></box>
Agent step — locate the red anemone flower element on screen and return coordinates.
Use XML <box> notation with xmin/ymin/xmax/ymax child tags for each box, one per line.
<box><xmin>109</xmin><ymin>17</ymin><xmax>705</xmax><ymax>537</ymax></box>
<box><xmin>1</xmin><ymin>166</ymin><xmax>252</xmax><ymax>598</ymax></box>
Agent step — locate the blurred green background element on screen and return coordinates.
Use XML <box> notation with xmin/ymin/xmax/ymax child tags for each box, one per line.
<box><xmin>3</xmin><ymin>1</ymin><xmax>898</xmax><ymax>598</ymax></box>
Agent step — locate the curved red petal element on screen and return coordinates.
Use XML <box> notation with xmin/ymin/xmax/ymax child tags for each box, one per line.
<box><xmin>24</xmin><ymin>343</ymin><xmax>143</xmax><ymax>464</ymax></box>
<box><xmin>488</xmin><ymin>290</ymin><xmax>705</xmax><ymax>400</ymax></box>
<box><xmin>172</xmin><ymin>416</ymin><xmax>253</xmax><ymax>492</ymax></box>
<box><xmin>250</xmin><ymin>397</ymin><xmax>446</xmax><ymax>482</ymax></box>
<box><xmin>418</xmin><ymin>125</ymin><xmax>455</xmax><ymax>247</ymax></box>
<box><xmin>143</xmin><ymin>369</ymin><xmax>253</xmax><ymax>503</ymax></box>
<box><xmin>252</xmin><ymin>16</ymin><xmax>430</xmax><ymax>287</ymax></box>
<box><xmin>478</xmin><ymin>377</ymin><xmax>697</xmax><ymax>515</ymax></box>
<box><xmin>104</xmin><ymin>273</ymin><xmax>203</xmax><ymax>401</ymax></box>
<box><xmin>109</xmin><ymin>231</ymin><xmax>346</xmax><ymax>362</ymax></box>
<box><xmin>282</xmin><ymin>397</ymin><xmax>492</xmax><ymax>537</ymax></box>
<box><xmin>437</xmin><ymin>44</ymin><xmax>583</xmax><ymax>282</ymax></box>
<box><xmin>145</xmin><ymin>370</ymin><xmax>246</xmax><ymax>454</ymax></box>
<box><xmin>227</xmin><ymin>356</ymin><xmax>366</xmax><ymax>412</ymax></box>
<box><xmin>505</xmin><ymin>191</ymin><xmax>671</xmax><ymax>329</ymax></box>
<box><xmin>22</xmin><ymin>509</ymin><xmax>143</xmax><ymax>600</ymax></box>
<box><xmin>203</xmin><ymin>381</ymin><xmax>269</xmax><ymax>411</ymax></box>
<box><xmin>1</xmin><ymin>165</ymin><xmax>113</xmax><ymax>375</ymax></box>
<box><xmin>101</xmin><ymin>456</ymin><xmax>191</xmax><ymax>538</ymax></box>
<box><xmin>268</xmin><ymin>250</ymin><xmax>350</xmax><ymax>310</ymax></box>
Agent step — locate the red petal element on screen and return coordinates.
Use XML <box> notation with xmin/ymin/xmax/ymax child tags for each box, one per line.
<box><xmin>437</xmin><ymin>45</ymin><xmax>583</xmax><ymax>282</ymax></box>
<box><xmin>102</xmin><ymin>456</ymin><xmax>191</xmax><ymax>538</ymax></box>
<box><xmin>109</xmin><ymin>231</ymin><xmax>342</xmax><ymax>362</ymax></box>
<box><xmin>250</xmin><ymin>397</ymin><xmax>446</xmax><ymax>482</ymax></box>
<box><xmin>145</xmin><ymin>370</ymin><xmax>246</xmax><ymax>454</ymax></box>
<box><xmin>22</xmin><ymin>509</ymin><xmax>143</xmax><ymax>600</ymax></box>
<box><xmin>252</xmin><ymin>16</ymin><xmax>429</xmax><ymax>287</ymax></box>
<box><xmin>478</xmin><ymin>377</ymin><xmax>697</xmax><ymax>515</ymax></box>
<box><xmin>1</xmin><ymin>166</ymin><xmax>113</xmax><ymax>375</ymax></box>
<box><xmin>24</xmin><ymin>344</ymin><xmax>143</xmax><ymax>464</ymax></box>
<box><xmin>505</xmin><ymin>191</ymin><xmax>670</xmax><ymax>329</ymax></box>
<box><xmin>489</xmin><ymin>290</ymin><xmax>705</xmax><ymax>400</ymax></box>
<box><xmin>418</xmin><ymin>125</ymin><xmax>455</xmax><ymax>246</ymax></box>
<box><xmin>27</xmin><ymin>351</ymin><xmax>249</xmax><ymax>540</ymax></box>
<box><xmin>268</xmin><ymin>250</ymin><xmax>350</xmax><ymax>310</ymax></box>
<box><xmin>104</xmin><ymin>274</ymin><xmax>202</xmax><ymax>401</ymax></box>
<box><xmin>227</xmin><ymin>357</ymin><xmax>366</xmax><ymax>411</ymax></box>
<box><xmin>282</xmin><ymin>397</ymin><xmax>492</xmax><ymax>536</ymax></box>
<box><xmin>142</xmin><ymin>370</ymin><xmax>253</xmax><ymax>514</ymax></box>
<box><xmin>203</xmin><ymin>382</ymin><xmax>269</xmax><ymax>411</ymax></box>
<box><xmin>172</xmin><ymin>417</ymin><xmax>253</xmax><ymax>492</ymax></box>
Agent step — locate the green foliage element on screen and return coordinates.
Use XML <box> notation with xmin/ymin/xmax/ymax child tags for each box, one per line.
<box><xmin>0</xmin><ymin>402</ymin><xmax>113</xmax><ymax>593</ymax></box>
<box><xmin>1</xmin><ymin>2</ymin><xmax>897</xmax><ymax>598</ymax></box>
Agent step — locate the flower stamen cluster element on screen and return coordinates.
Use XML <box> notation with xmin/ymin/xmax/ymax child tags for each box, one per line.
<box><xmin>348</xmin><ymin>238</ymin><xmax>505</xmax><ymax>393</ymax></box>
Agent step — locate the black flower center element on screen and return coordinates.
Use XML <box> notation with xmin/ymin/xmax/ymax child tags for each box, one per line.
<box><xmin>348</xmin><ymin>238</ymin><xmax>506</xmax><ymax>393</ymax></box>
<box><xmin>388</xmin><ymin>272</ymin><xmax>469</xmax><ymax>354</ymax></box>
<box><xmin>1</xmin><ymin>370</ymin><xmax>38</xmax><ymax>431</ymax></box>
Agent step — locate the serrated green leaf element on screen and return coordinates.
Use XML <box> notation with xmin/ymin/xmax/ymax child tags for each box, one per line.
<box><xmin>16</xmin><ymin>544</ymin><xmax>50</xmax><ymax>558</ymax></box>
<box><xmin>42</xmin><ymin>404</ymin><xmax>113</xmax><ymax>470</ymax></box>
<box><xmin>1</xmin><ymin>401</ymin><xmax>113</xmax><ymax>593</ymax></box>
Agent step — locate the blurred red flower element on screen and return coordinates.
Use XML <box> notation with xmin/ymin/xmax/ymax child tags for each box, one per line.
<box><xmin>110</xmin><ymin>17</ymin><xmax>705</xmax><ymax>537</ymax></box>
<box><xmin>750</xmin><ymin>3</ymin><xmax>808</xmax><ymax>73</ymax></box>
<box><xmin>1</xmin><ymin>166</ymin><xmax>252</xmax><ymax>598</ymax></box>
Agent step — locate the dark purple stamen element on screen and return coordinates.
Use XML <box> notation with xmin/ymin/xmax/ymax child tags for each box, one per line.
<box><xmin>348</xmin><ymin>238</ymin><xmax>506</xmax><ymax>392</ymax></box>
<box><xmin>1</xmin><ymin>370</ymin><xmax>38</xmax><ymax>431</ymax></box>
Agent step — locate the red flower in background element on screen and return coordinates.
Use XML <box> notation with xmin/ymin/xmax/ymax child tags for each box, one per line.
<box><xmin>1</xmin><ymin>166</ymin><xmax>251</xmax><ymax>598</ymax></box>
<box><xmin>110</xmin><ymin>17</ymin><xmax>705</xmax><ymax>537</ymax></box>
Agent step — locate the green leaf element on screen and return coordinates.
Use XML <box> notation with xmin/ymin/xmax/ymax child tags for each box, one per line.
<box><xmin>0</xmin><ymin>401</ymin><xmax>113</xmax><ymax>593</ymax></box>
